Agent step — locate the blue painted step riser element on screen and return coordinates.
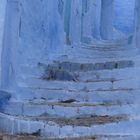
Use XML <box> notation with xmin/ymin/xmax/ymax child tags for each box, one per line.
<box><xmin>1</xmin><ymin>102</ymin><xmax>140</xmax><ymax>117</ymax></box>
<box><xmin>17</xmin><ymin>78</ymin><xmax>140</xmax><ymax>92</ymax></box>
<box><xmin>18</xmin><ymin>67</ymin><xmax>140</xmax><ymax>83</ymax></box>
<box><xmin>11</xmin><ymin>88</ymin><xmax>140</xmax><ymax>103</ymax></box>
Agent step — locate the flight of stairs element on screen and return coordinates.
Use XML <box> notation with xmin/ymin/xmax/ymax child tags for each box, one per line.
<box><xmin>0</xmin><ymin>42</ymin><xmax>140</xmax><ymax>139</ymax></box>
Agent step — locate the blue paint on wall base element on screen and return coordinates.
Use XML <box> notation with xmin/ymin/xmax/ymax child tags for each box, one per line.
<box><xmin>0</xmin><ymin>91</ymin><xmax>11</xmax><ymax>109</ymax></box>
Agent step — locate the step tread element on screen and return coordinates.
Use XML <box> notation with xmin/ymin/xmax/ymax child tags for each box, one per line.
<box><xmin>0</xmin><ymin>112</ymin><xmax>127</xmax><ymax>127</ymax></box>
<box><xmin>11</xmin><ymin>87</ymin><xmax>140</xmax><ymax>104</ymax></box>
<box><xmin>18</xmin><ymin>65</ymin><xmax>140</xmax><ymax>80</ymax></box>
<box><xmin>18</xmin><ymin>66</ymin><xmax>139</xmax><ymax>80</ymax></box>
<box><xmin>2</xmin><ymin>100</ymin><xmax>140</xmax><ymax>118</ymax></box>
<box><xmin>2</xmin><ymin>134</ymin><xmax>140</xmax><ymax>140</ymax></box>
<box><xmin>17</xmin><ymin>77</ymin><xmax>140</xmax><ymax>92</ymax></box>
<box><xmin>1</xmin><ymin>112</ymin><xmax>140</xmax><ymax>137</ymax></box>
<box><xmin>19</xmin><ymin>53</ymin><xmax>140</xmax><ymax>65</ymax></box>
<box><xmin>8</xmin><ymin>100</ymin><xmax>122</xmax><ymax>107</ymax></box>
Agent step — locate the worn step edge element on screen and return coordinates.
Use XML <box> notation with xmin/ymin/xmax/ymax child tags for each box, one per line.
<box><xmin>2</xmin><ymin>101</ymin><xmax>140</xmax><ymax>117</ymax></box>
<box><xmin>72</xmin><ymin>52</ymin><xmax>140</xmax><ymax>62</ymax></box>
<box><xmin>2</xmin><ymin>134</ymin><xmax>140</xmax><ymax>140</ymax></box>
<box><xmin>1</xmin><ymin>113</ymin><xmax>128</xmax><ymax>127</ymax></box>
<box><xmin>17</xmin><ymin>77</ymin><xmax>140</xmax><ymax>92</ymax></box>
<box><xmin>17</xmin><ymin>67</ymin><xmax>140</xmax><ymax>83</ymax></box>
<box><xmin>0</xmin><ymin>112</ymin><xmax>140</xmax><ymax>137</ymax></box>
<box><xmin>19</xmin><ymin>54</ymin><xmax>140</xmax><ymax>66</ymax></box>
<box><xmin>65</xmin><ymin>50</ymin><xmax>139</xmax><ymax>60</ymax></box>
<box><xmin>11</xmin><ymin>88</ymin><xmax>140</xmax><ymax>102</ymax></box>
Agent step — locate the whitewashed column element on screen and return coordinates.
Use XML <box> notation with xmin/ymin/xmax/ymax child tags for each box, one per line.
<box><xmin>81</xmin><ymin>0</ymin><xmax>101</xmax><ymax>43</ymax></box>
<box><xmin>20</xmin><ymin>0</ymin><xmax>65</xmax><ymax>60</ymax></box>
<box><xmin>1</xmin><ymin>0</ymin><xmax>20</xmax><ymax>89</ymax></box>
<box><xmin>0</xmin><ymin>0</ymin><xmax>7</xmax><ymax>51</ymax></box>
<box><xmin>63</xmin><ymin>0</ymin><xmax>71</xmax><ymax>44</ymax></box>
<box><xmin>69</xmin><ymin>0</ymin><xmax>82</xmax><ymax>45</ymax></box>
<box><xmin>92</xmin><ymin>0</ymin><xmax>101</xmax><ymax>39</ymax></box>
<box><xmin>45</xmin><ymin>0</ymin><xmax>65</xmax><ymax>54</ymax></box>
<box><xmin>0</xmin><ymin>0</ymin><xmax>7</xmax><ymax>86</ymax></box>
<box><xmin>81</xmin><ymin>0</ymin><xmax>93</xmax><ymax>43</ymax></box>
<box><xmin>100</xmin><ymin>0</ymin><xmax>114</xmax><ymax>40</ymax></box>
<box><xmin>135</xmin><ymin>0</ymin><xmax>140</xmax><ymax>49</ymax></box>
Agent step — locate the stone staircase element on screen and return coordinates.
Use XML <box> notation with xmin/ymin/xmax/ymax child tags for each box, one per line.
<box><xmin>0</xmin><ymin>43</ymin><xmax>140</xmax><ymax>139</ymax></box>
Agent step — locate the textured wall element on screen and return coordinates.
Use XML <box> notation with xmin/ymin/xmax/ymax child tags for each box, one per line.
<box><xmin>0</xmin><ymin>0</ymin><xmax>7</xmax><ymax>85</ymax></box>
<box><xmin>0</xmin><ymin>0</ymin><xmax>6</xmax><ymax>49</ymax></box>
<box><xmin>0</xmin><ymin>1</ymin><xmax>140</xmax><ymax>138</ymax></box>
<box><xmin>114</xmin><ymin>0</ymin><xmax>135</xmax><ymax>34</ymax></box>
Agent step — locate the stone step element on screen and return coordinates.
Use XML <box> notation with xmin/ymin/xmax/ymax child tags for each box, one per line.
<box><xmin>19</xmin><ymin>58</ymin><xmax>135</xmax><ymax>73</ymax></box>
<box><xmin>65</xmin><ymin>45</ymin><xmax>139</xmax><ymax>59</ymax></box>
<box><xmin>11</xmin><ymin>88</ymin><xmax>140</xmax><ymax>104</ymax></box>
<box><xmin>17</xmin><ymin>54</ymin><xmax>140</xmax><ymax>81</ymax></box>
<box><xmin>18</xmin><ymin>79</ymin><xmax>112</xmax><ymax>91</ymax></box>
<box><xmin>83</xmin><ymin>36</ymin><xmax>132</xmax><ymax>45</ymax></box>
<box><xmin>2</xmin><ymin>100</ymin><xmax>140</xmax><ymax>117</ymax></box>
<box><xmin>82</xmin><ymin>37</ymin><xmax>129</xmax><ymax>46</ymax></box>
<box><xmin>16</xmin><ymin>57</ymin><xmax>140</xmax><ymax>85</ymax></box>
<box><xmin>63</xmin><ymin>54</ymin><xmax>140</xmax><ymax>68</ymax></box>
<box><xmin>20</xmin><ymin>45</ymin><xmax>138</xmax><ymax>63</ymax></box>
<box><xmin>81</xmin><ymin>43</ymin><xmax>136</xmax><ymax>51</ymax></box>
<box><xmin>0</xmin><ymin>112</ymin><xmax>140</xmax><ymax>138</ymax></box>
<box><xmin>72</xmin><ymin>40</ymin><xmax>135</xmax><ymax>48</ymax></box>
<box><xmin>65</xmin><ymin>53</ymin><xmax>140</xmax><ymax>64</ymax></box>
<box><xmin>18</xmin><ymin>52</ymin><xmax>140</xmax><ymax>70</ymax></box>
<box><xmin>17</xmin><ymin>77</ymin><xmax>140</xmax><ymax>92</ymax></box>
<box><xmin>18</xmin><ymin>67</ymin><xmax>140</xmax><ymax>83</ymax></box>
<box><xmin>2</xmin><ymin>134</ymin><xmax>140</xmax><ymax>140</ymax></box>
<box><xmin>76</xmin><ymin>67</ymin><xmax>140</xmax><ymax>82</ymax></box>
<box><xmin>20</xmin><ymin>49</ymin><xmax>138</xmax><ymax>66</ymax></box>
<box><xmin>17</xmin><ymin>49</ymin><xmax>140</xmax><ymax>70</ymax></box>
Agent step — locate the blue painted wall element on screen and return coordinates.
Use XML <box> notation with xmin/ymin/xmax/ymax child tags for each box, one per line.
<box><xmin>114</xmin><ymin>0</ymin><xmax>135</xmax><ymax>34</ymax></box>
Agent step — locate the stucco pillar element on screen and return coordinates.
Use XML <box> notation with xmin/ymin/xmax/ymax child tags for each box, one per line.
<box><xmin>81</xmin><ymin>0</ymin><xmax>95</xmax><ymax>44</ymax></box>
<box><xmin>135</xmin><ymin>0</ymin><xmax>140</xmax><ymax>49</ymax></box>
<box><xmin>69</xmin><ymin>0</ymin><xmax>82</xmax><ymax>45</ymax></box>
<box><xmin>1</xmin><ymin>0</ymin><xmax>20</xmax><ymax>90</ymax></box>
<box><xmin>0</xmin><ymin>0</ymin><xmax>7</xmax><ymax>49</ymax></box>
<box><xmin>100</xmin><ymin>0</ymin><xmax>114</xmax><ymax>40</ymax></box>
<box><xmin>64</xmin><ymin>0</ymin><xmax>71</xmax><ymax>44</ymax></box>
<box><xmin>81</xmin><ymin>0</ymin><xmax>101</xmax><ymax>42</ymax></box>
<box><xmin>0</xmin><ymin>0</ymin><xmax>7</xmax><ymax>86</ymax></box>
<box><xmin>45</xmin><ymin>0</ymin><xmax>65</xmax><ymax>53</ymax></box>
<box><xmin>92</xmin><ymin>0</ymin><xmax>101</xmax><ymax>40</ymax></box>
